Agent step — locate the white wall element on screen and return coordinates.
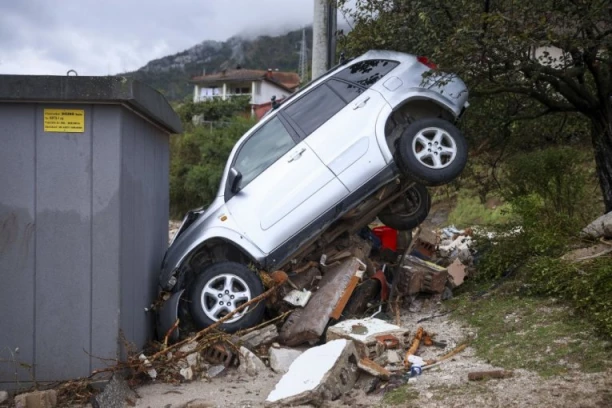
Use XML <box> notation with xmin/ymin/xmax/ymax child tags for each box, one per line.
<box><xmin>252</xmin><ymin>81</ymin><xmax>290</xmax><ymax>105</ymax></box>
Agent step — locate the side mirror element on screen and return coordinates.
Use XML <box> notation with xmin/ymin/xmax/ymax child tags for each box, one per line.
<box><xmin>228</xmin><ymin>168</ymin><xmax>242</xmax><ymax>194</ymax></box>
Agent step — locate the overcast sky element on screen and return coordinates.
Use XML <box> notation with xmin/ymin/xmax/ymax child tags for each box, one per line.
<box><xmin>0</xmin><ymin>0</ymin><xmax>338</xmax><ymax>76</ymax></box>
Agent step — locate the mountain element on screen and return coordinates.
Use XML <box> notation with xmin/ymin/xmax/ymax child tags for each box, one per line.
<box><xmin>124</xmin><ymin>27</ymin><xmax>314</xmax><ymax>101</ymax></box>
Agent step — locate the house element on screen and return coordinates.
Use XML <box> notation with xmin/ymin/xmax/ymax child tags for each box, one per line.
<box><xmin>190</xmin><ymin>67</ymin><xmax>301</xmax><ymax>119</ymax></box>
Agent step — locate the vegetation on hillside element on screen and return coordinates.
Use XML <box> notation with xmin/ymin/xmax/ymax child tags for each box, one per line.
<box><xmin>124</xmin><ymin>28</ymin><xmax>312</xmax><ymax>101</ymax></box>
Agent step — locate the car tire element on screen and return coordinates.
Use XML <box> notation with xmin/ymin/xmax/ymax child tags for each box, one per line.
<box><xmin>397</xmin><ymin>118</ymin><xmax>467</xmax><ymax>186</ymax></box>
<box><xmin>378</xmin><ymin>184</ymin><xmax>431</xmax><ymax>230</ymax></box>
<box><xmin>188</xmin><ymin>262</ymin><xmax>265</xmax><ymax>333</ymax></box>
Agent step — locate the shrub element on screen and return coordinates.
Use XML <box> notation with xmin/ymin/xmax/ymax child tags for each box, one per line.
<box><xmin>525</xmin><ymin>256</ymin><xmax>612</xmax><ymax>337</ymax></box>
<box><xmin>473</xmin><ymin>147</ymin><xmax>599</xmax><ymax>280</ymax></box>
<box><xmin>170</xmin><ymin>117</ymin><xmax>256</xmax><ymax>217</ymax></box>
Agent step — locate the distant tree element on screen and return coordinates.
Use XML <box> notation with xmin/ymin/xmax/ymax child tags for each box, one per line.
<box><xmin>340</xmin><ymin>0</ymin><xmax>612</xmax><ymax>212</ymax></box>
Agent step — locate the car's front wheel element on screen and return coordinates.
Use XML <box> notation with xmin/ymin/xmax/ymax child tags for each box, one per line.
<box><xmin>188</xmin><ymin>262</ymin><xmax>265</xmax><ymax>333</ymax></box>
<box><xmin>397</xmin><ymin>118</ymin><xmax>467</xmax><ymax>186</ymax></box>
<box><xmin>378</xmin><ymin>183</ymin><xmax>431</xmax><ymax>230</ymax></box>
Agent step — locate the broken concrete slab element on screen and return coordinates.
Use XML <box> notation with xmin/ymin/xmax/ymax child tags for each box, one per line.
<box><xmin>279</xmin><ymin>257</ymin><xmax>363</xmax><ymax>346</ymax></box>
<box><xmin>386</xmin><ymin>350</ymin><xmax>402</xmax><ymax>365</ymax></box>
<box><xmin>14</xmin><ymin>390</ymin><xmax>57</xmax><ymax>408</ymax></box>
<box><xmin>238</xmin><ymin>346</ymin><xmax>267</xmax><ymax>377</ymax></box>
<box><xmin>269</xmin><ymin>347</ymin><xmax>304</xmax><ymax>374</ymax></box>
<box><xmin>330</xmin><ymin>268</ymin><xmax>365</xmax><ymax>320</ymax></box>
<box><xmin>207</xmin><ymin>365</ymin><xmax>225</xmax><ymax>378</ymax></box>
<box><xmin>357</xmin><ymin>358</ymin><xmax>391</xmax><ymax>380</ymax></box>
<box><xmin>92</xmin><ymin>375</ymin><xmax>137</xmax><ymax>408</ymax></box>
<box><xmin>561</xmin><ymin>243</ymin><xmax>612</xmax><ymax>262</ymax></box>
<box><xmin>326</xmin><ymin>318</ymin><xmax>410</xmax><ymax>359</ymax></box>
<box><xmin>239</xmin><ymin>324</ymin><xmax>278</xmax><ymax>349</ymax></box>
<box><xmin>265</xmin><ymin>339</ymin><xmax>359</xmax><ymax>407</ymax></box>
<box><xmin>0</xmin><ymin>391</ymin><xmax>7</xmax><ymax>405</ymax></box>
<box><xmin>581</xmin><ymin>211</ymin><xmax>612</xmax><ymax>239</ymax></box>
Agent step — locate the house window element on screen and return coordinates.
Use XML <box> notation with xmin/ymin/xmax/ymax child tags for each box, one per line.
<box><xmin>255</xmin><ymin>82</ymin><xmax>262</xmax><ymax>95</ymax></box>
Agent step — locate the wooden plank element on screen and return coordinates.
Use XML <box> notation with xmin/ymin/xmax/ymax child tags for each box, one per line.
<box><xmin>330</xmin><ymin>272</ymin><xmax>361</xmax><ymax>320</ymax></box>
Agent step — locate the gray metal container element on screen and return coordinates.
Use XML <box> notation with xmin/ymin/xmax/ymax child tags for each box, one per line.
<box><xmin>0</xmin><ymin>75</ymin><xmax>182</xmax><ymax>386</ymax></box>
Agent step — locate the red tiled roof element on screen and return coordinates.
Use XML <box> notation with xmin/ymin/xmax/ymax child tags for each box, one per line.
<box><xmin>190</xmin><ymin>69</ymin><xmax>300</xmax><ymax>91</ymax></box>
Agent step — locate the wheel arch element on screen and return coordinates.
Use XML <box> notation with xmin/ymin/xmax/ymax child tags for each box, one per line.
<box><xmin>384</xmin><ymin>96</ymin><xmax>458</xmax><ymax>157</ymax></box>
<box><xmin>160</xmin><ymin>229</ymin><xmax>264</xmax><ymax>292</ymax></box>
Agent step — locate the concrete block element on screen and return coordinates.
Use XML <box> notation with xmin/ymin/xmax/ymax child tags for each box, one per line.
<box><xmin>265</xmin><ymin>339</ymin><xmax>359</xmax><ymax>407</ymax></box>
<box><xmin>326</xmin><ymin>318</ymin><xmax>410</xmax><ymax>359</ymax></box>
<box><xmin>238</xmin><ymin>347</ymin><xmax>267</xmax><ymax>377</ymax></box>
<box><xmin>386</xmin><ymin>350</ymin><xmax>402</xmax><ymax>365</ymax></box>
<box><xmin>239</xmin><ymin>324</ymin><xmax>278</xmax><ymax>349</ymax></box>
<box><xmin>279</xmin><ymin>258</ymin><xmax>362</xmax><ymax>346</ymax></box>
<box><xmin>15</xmin><ymin>390</ymin><xmax>57</xmax><ymax>408</ymax></box>
<box><xmin>93</xmin><ymin>375</ymin><xmax>137</xmax><ymax>408</ymax></box>
<box><xmin>269</xmin><ymin>347</ymin><xmax>303</xmax><ymax>374</ymax></box>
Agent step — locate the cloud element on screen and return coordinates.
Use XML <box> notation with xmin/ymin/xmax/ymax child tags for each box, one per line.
<box><xmin>0</xmin><ymin>0</ymin><xmax>316</xmax><ymax>75</ymax></box>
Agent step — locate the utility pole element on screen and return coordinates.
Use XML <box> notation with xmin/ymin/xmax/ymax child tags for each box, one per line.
<box><xmin>312</xmin><ymin>0</ymin><xmax>337</xmax><ymax>80</ymax></box>
<box><xmin>326</xmin><ymin>0</ymin><xmax>337</xmax><ymax>70</ymax></box>
<box><xmin>298</xmin><ymin>28</ymin><xmax>309</xmax><ymax>83</ymax></box>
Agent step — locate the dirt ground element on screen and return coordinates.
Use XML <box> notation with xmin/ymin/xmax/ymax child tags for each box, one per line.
<box><xmin>130</xmin><ymin>294</ymin><xmax>611</xmax><ymax>408</ymax></box>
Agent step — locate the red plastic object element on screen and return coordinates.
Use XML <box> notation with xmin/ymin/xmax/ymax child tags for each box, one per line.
<box><xmin>372</xmin><ymin>226</ymin><xmax>398</xmax><ymax>252</ymax></box>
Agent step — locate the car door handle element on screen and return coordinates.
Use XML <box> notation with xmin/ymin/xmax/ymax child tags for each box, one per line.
<box><xmin>287</xmin><ymin>147</ymin><xmax>306</xmax><ymax>163</ymax></box>
<box><xmin>353</xmin><ymin>96</ymin><xmax>370</xmax><ymax>110</ymax></box>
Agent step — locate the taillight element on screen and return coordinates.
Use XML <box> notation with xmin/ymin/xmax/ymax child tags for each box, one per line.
<box><xmin>417</xmin><ymin>56</ymin><xmax>438</xmax><ymax>70</ymax></box>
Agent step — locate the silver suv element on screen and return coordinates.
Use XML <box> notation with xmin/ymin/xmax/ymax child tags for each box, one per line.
<box><xmin>158</xmin><ymin>50</ymin><xmax>469</xmax><ymax>337</ymax></box>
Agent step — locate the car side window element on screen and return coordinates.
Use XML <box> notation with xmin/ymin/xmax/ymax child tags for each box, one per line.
<box><xmin>333</xmin><ymin>59</ymin><xmax>399</xmax><ymax>88</ymax></box>
<box><xmin>284</xmin><ymin>84</ymin><xmax>346</xmax><ymax>136</ymax></box>
<box><xmin>233</xmin><ymin>116</ymin><xmax>296</xmax><ymax>189</ymax></box>
<box><xmin>327</xmin><ymin>78</ymin><xmax>365</xmax><ymax>103</ymax></box>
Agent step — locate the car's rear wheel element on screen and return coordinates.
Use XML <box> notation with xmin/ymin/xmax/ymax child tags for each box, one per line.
<box><xmin>378</xmin><ymin>183</ymin><xmax>431</xmax><ymax>230</ymax></box>
<box><xmin>397</xmin><ymin>118</ymin><xmax>467</xmax><ymax>186</ymax></box>
<box><xmin>188</xmin><ymin>262</ymin><xmax>265</xmax><ymax>333</ymax></box>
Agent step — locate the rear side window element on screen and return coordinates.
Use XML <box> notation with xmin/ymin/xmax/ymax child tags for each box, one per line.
<box><xmin>333</xmin><ymin>59</ymin><xmax>399</xmax><ymax>88</ymax></box>
<box><xmin>327</xmin><ymin>79</ymin><xmax>365</xmax><ymax>103</ymax></box>
<box><xmin>285</xmin><ymin>84</ymin><xmax>345</xmax><ymax>136</ymax></box>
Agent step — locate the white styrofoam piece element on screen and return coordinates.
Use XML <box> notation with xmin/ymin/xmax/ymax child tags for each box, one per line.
<box><xmin>266</xmin><ymin>339</ymin><xmax>348</xmax><ymax>403</ymax></box>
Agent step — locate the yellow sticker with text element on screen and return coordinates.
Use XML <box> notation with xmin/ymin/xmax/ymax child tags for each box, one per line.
<box><xmin>44</xmin><ymin>109</ymin><xmax>85</xmax><ymax>133</ymax></box>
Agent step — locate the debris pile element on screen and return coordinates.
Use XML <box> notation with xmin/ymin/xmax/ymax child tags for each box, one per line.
<box><xmin>19</xmin><ymin>223</ymin><xmax>479</xmax><ymax>407</ymax></box>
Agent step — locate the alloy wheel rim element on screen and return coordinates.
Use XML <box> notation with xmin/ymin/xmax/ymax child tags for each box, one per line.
<box><xmin>412</xmin><ymin>127</ymin><xmax>457</xmax><ymax>169</ymax></box>
<box><xmin>201</xmin><ymin>273</ymin><xmax>252</xmax><ymax>323</ymax></box>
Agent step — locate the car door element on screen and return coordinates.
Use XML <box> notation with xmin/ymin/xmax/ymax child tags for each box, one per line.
<box><xmin>284</xmin><ymin>59</ymin><xmax>399</xmax><ymax>193</ymax></box>
<box><xmin>225</xmin><ymin>115</ymin><xmax>348</xmax><ymax>255</ymax></box>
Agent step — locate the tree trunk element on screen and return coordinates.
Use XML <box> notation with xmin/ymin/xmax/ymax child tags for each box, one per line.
<box><xmin>591</xmin><ymin>112</ymin><xmax>612</xmax><ymax>213</ymax></box>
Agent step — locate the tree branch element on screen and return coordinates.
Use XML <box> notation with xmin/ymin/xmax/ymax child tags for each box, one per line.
<box><xmin>474</xmin><ymin>86</ymin><xmax>578</xmax><ymax>113</ymax></box>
